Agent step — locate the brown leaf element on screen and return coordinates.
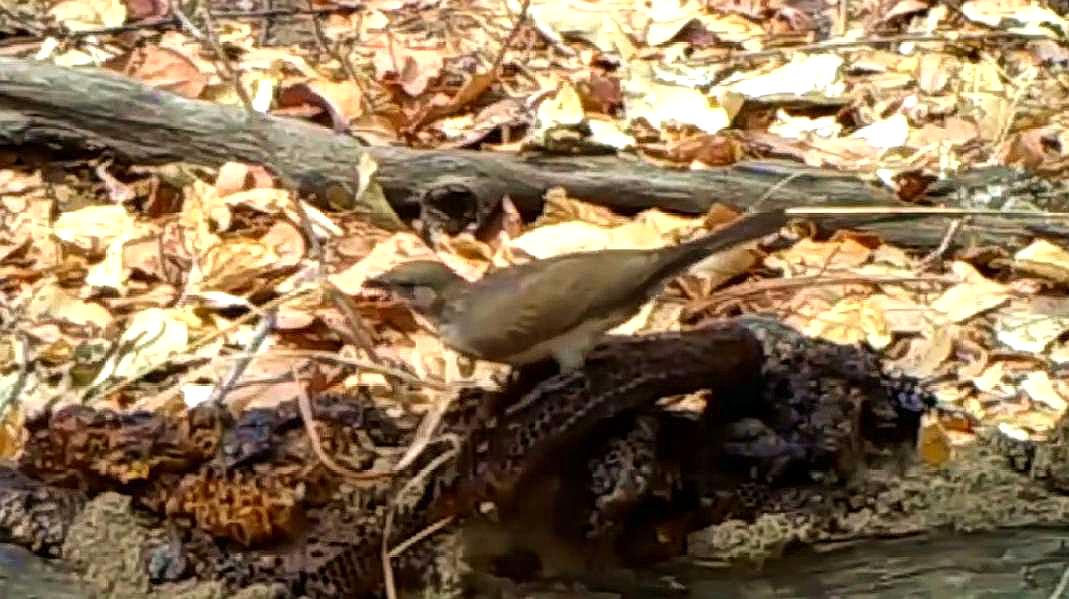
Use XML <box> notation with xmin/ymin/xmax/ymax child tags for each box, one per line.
<box><xmin>214</xmin><ymin>162</ymin><xmax>276</xmax><ymax>196</ymax></box>
<box><xmin>261</xmin><ymin>221</ymin><xmax>306</xmax><ymax>268</ymax></box>
<box><xmin>199</xmin><ymin>239</ymin><xmax>280</xmax><ymax>292</ymax></box>
<box><xmin>373</xmin><ymin>46</ymin><xmax>445</xmax><ymax>97</ymax></box>
<box><xmin>409</xmin><ymin>71</ymin><xmax>495</xmax><ymax>131</ymax></box>
<box><xmin>665</xmin><ymin>134</ymin><xmax>741</xmax><ymax>166</ymax></box>
<box><xmin>278</xmin><ymin>80</ymin><xmax>365</xmax><ymax>132</ymax></box>
<box><xmin>103</xmin><ymin>46</ymin><xmax>207</xmax><ymax>99</ymax></box>
<box><xmin>124</xmin><ymin>0</ymin><xmax>168</xmax><ymax>20</ymax></box>
<box><xmin>917</xmin><ymin>414</ymin><xmax>953</xmax><ymax>467</ymax></box>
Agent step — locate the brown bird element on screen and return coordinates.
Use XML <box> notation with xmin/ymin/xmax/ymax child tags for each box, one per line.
<box><xmin>365</xmin><ymin>209</ymin><xmax>791</xmax><ymax>371</ymax></box>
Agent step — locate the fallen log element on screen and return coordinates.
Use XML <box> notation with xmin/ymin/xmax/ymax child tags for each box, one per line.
<box><xmin>2</xmin><ymin>58</ymin><xmax>1067</xmax><ymax>249</ymax></box>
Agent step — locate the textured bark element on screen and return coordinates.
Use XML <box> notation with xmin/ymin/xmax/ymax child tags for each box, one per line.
<box><xmin>3</xmin><ymin>58</ymin><xmax>1066</xmax><ymax>248</ymax></box>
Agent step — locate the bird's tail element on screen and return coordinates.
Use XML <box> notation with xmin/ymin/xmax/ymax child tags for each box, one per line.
<box><xmin>640</xmin><ymin>208</ymin><xmax>790</xmax><ymax>285</ymax></box>
<box><xmin>683</xmin><ymin>208</ymin><xmax>791</xmax><ymax>255</ymax></box>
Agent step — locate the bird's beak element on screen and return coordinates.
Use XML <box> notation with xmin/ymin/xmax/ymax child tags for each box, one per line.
<box><xmin>363</xmin><ymin>274</ymin><xmax>395</xmax><ymax>291</ymax></box>
<box><xmin>363</xmin><ymin>276</ymin><xmax>387</xmax><ymax>289</ymax></box>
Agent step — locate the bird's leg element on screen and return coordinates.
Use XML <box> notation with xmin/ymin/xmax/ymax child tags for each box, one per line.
<box><xmin>503</xmin><ymin>359</ymin><xmax>561</xmax><ymax>400</ymax></box>
<box><xmin>553</xmin><ymin>346</ymin><xmax>588</xmax><ymax>373</ymax></box>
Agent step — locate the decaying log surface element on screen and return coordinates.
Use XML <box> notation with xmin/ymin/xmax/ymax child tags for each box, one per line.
<box><xmin>0</xmin><ymin>318</ymin><xmax>1065</xmax><ymax>597</ymax></box>
<box><xmin>0</xmin><ymin>318</ymin><xmax>967</xmax><ymax>598</ymax></box>
<box><xmin>3</xmin><ymin>58</ymin><xmax>1068</xmax><ymax>249</ymax></box>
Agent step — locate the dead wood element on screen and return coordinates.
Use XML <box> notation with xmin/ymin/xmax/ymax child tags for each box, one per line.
<box><xmin>2</xmin><ymin>57</ymin><xmax>1067</xmax><ymax>249</ymax></box>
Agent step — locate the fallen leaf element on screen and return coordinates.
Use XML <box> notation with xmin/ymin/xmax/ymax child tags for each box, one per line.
<box><xmin>626</xmin><ymin>66</ymin><xmax>731</xmax><ymax>134</ymax></box>
<box><xmin>1021</xmin><ymin>371</ymin><xmax>1068</xmax><ymax>413</ymax></box>
<box><xmin>328</xmin><ymin>232</ymin><xmax>436</xmax><ymax>294</ymax></box>
<box><xmin>974</xmin><ymin>361</ymin><xmax>1011</xmax><ymax>394</ymax></box>
<box><xmin>766</xmin><ymin>237</ymin><xmax>873</xmax><ymax>273</ymax></box>
<box><xmin>49</xmin><ymin>0</ymin><xmax>126</xmax><ymax>31</ymax></box>
<box><xmin>917</xmin><ymin>413</ymin><xmax>952</xmax><ymax>467</ymax></box>
<box><xmin>931</xmin><ymin>282</ymin><xmax>1009</xmax><ymax>322</ymax></box>
<box><xmin>850</xmin><ymin>113</ymin><xmax>910</xmax><ymax>149</ymax></box>
<box><xmin>54</xmin><ymin>205</ymin><xmax>137</xmax><ymax>255</ymax></box>
<box><xmin>893</xmin><ymin>327</ymin><xmax>954</xmax><ymax>378</ymax></box>
<box><xmin>278</xmin><ymin>79</ymin><xmax>365</xmax><ymax>131</ymax></box>
<box><xmin>802</xmin><ymin>296</ymin><xmax>891</xmax><ymax>349</ymax></box>
<box><xmin>92</xmin><ymin>307</ymin><xmax>198</xmax><ymax>384</ymax></box>
<box><xmin>1013</xmin><ymin>239</ymin><xmax>1069</xmax><ymax>284</ymax></box>
<box><xmin>103</xmin><ymin>46</ymin><xmax>207</xmax><ymax>98</ymax></box>
<box><xmin>373</xmin><ymin>46</ymin><xmax>445</xmax><ymax>97</ymax></box>
<box><xmin>27</xmin><ymin>287</ymin><xmax>113</xmax><ymax>329</ymax></box>
<box><xmin>996</xmin><ymin>306</ymin><xmax>1069</xmax><ymax>353</ymax></box>
<box><xmin>728</xmin><ymin>53</ymin><xmax>846</xmax><ymax>98</ymax></box>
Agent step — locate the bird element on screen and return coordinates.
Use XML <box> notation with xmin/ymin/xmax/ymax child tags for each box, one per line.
<box><xmin>364</xmin><ymin>208</ymin><xmax>792</xmax><ymax>372</ymax></box>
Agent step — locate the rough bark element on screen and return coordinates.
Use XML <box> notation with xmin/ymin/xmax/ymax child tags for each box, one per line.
<box><xmin>3</xmin><ymin>58</ymin><xmax>1067</xmax><ymax>248</ymax></box>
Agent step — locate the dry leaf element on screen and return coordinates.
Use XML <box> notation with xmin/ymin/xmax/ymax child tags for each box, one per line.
<box><xmin>198</xmin><ymin>239</ymin><xmax>281</xmax><ymax>292</ymax></box>
<box><xmin>767</xmin><ymin>238</ymin><xmax>873</xmax><ymax>273</ymax></box>
<box><xmin>930</xmin><ymin>283</ymin><xmax>1008</xmax><ymax>322</ymax></box>
<box><xmin>27</xmin><ymin>287</ymin><xmax>113</xmax><ymax>329</ymax></box>
<box><xmin>49</xmin><ymin>0</ymin><xmax>126</xmax><ymax>31</ymax></box>
<box><xmin>538</xmin><ymin>188</ymin><xmax>629</xmax><ymax>227</ymax></box>
<box><xmin>278</xmin><ymin>80</ymin><xmax>365</xmax><ymax>131</ymax></box>
<box><xmin>803</xmin><ymin>296</ymin><xmax>891</xmax><ymax>349</ymax></box>
<box><xmin>54</xmin><ymin>205</ymin><xmax>137</xmax><ymax>254</ymax></box>
<box><xmin>917</xmin><ymin>413</ymin><xmax>952</xmax><ymax>467</ymax></box>
<box><xmin>728</xmin><ymin>53</ymin><xmax>846</xmax><ymax>98</ymax></box>
<box><xmin>373</xmin><ymin>46</ymin><xmax>445</xmax><ymax>97</ymax></box>
<box><xmin>626</xmin><ymin>66</ymin><xmax>731</xmax><ymax>134</ymax></box>
<box><xmin>893</xmin><ymin>327</ymin><xmax>954</xmax><ymax>378</ymax></box>
<box><xmin>93</xmin><ymin>307</ymin><xmax>203</xmax><ymax>384</ymax></box>
<box><xmin>996</xmin><ymin>308</ymin><xmax>1069</xmax><ymax>353</ymax></box>
<box><xmin>328</xmin><ymin>232</ymin><xmax>435</xmax><ymax>294</ymax></box>
<box><xmin>1013</xmin><ymin>239</ymin><xmax>1069</xmax><ymax>284</ymax></box>
<box><xmin>214</xmin><ymin>162</ymin><xmax>275</xmax><ymax>196</ymax></box>
<box><xmin>104</xmin><ymin>46</ymin><xmax>207</xmax><ymax>98</ymax></box>
<box><xmin>1021</xmin><ymin>371</ymin><xmax>1068</xmax><ymax>413</ymax></box>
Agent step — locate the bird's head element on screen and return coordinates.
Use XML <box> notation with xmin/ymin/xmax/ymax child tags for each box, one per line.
<box><xmin>364</xmin><ymin>260</ymin><xmax>464</xmax><ymax>314</ymax></box>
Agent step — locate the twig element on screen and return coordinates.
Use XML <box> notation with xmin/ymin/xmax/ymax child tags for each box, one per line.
<box><xmin>304</xmin><ymin>0</ymin><xmax>374</xmax><ymax>126</ymax></box>
<box><xmin>387</xmin><ymin>514</ymin><xmax>455</xmax><ymax>558</ymax></box>
<box><xmin>223</xmin><ymin>349</ymin><xmax>452</xmax><ymax>390</ymax></box>
<box><xmin>391</xmin><ymin>402</ymin><xmax>456</xmax><ymax>472</ymax></box>
<box><xmin>293</xmin><ymin>366</ymin><xmax>397</xmax><ymax>480</ymax></box>
<box><xmin>0</xmin><ymin>334</ymin><xmax>30</xmax><ymax>420</ymax></box>
<box><xmin>195</xmin><ymin>6</ymin><xmax>255</xmax><ymax>112</ymax></box>
<box><xmin>88</xmin><ymin>286</ymin><xmax>314</xmax><ymax>401</ymax></box>
<box><xmin>918</xmin><ymin>218</ymin><xmax>963</xmax><ymax>269</ymax></box>
<box><xmin>751</xmin><ymin>172</ymin><xmax>803</xmax><ymax>212</ymax></box>
<box><xmin>168</xmin><ymin>0</ymin><xmax>205</xmax><ymax>41</ymax></box>
<box><xmin>208</xmin><ymin>310</ymin><xmax>275</xmax><ymax>406</ymax></box>
<box><xmin>681</xmin><ymin>273</ymin><xmax>955</xmax><ymax>318</ymax></box>
<box><xmin>701</xmin><ymin>30</ymin><xmax>1051</xmax><ymax>64</ymax></box>
<box><xmin>785</xmin><ymin>207</ymin><xmax>1069</xmax><ymax>219</ymax></box>
<box><xmin>381</xmin><ymin>441</ymin><xmax>460</xmax><ymax>599</ymax></box>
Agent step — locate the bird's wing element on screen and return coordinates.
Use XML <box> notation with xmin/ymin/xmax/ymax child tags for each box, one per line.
<box><xmin>444</xmin><ymin>252</ymin><xmax>656</xmax><ymax>361</ymax></box>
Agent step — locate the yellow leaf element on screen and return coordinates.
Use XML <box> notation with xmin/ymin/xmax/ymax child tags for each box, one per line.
<box><xmin>49</xmin><ymin>0</ymin><xmax>126</xmax><ymax>31</ymax></box>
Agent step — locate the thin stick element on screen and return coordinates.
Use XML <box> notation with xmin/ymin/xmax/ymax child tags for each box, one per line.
<box><xmin>785</xmin><ymin>207</ymin><xmax>1069</xmax><ymax>219</ymax></box>
<box><xmin>224</xmin><ymin>349</ymin><xmax>452</xmax><ymax>390</ymax></box>
<box><xmin>381</xmin><ymin>444</ymin><xmax>460</xmax><ymax>599</ymax></box>
<box><xmin>208</xmin><ymin>310</ymin><xmax>276</xmax><ymax>406</ymax></box>
<box><xmin>751</xmin><ymin>172</ymin><xmax>803</xmax><ymax>212</ymax></box>
<box><xmin>700</xmin><ymin>30</ymin><xmax>1049</xmax><ymax>64</ymax></box>
<box><xmin>918</xmin><ymin>218</ymin><xmax>963</xmax><ymax>269</ymax></box>
<box><xmin>88</xmin><ymin>286</ymin><xmax>314</xmax><ymax>401</ymax></box>
<box><xmin>387</xmin><ymin>515</ymin><xmax>455</xmax><ymax>558</ymax></box>
<box><xmin>293</xmin><ymin>366</ymin><xmax>396</xmax><ymax>480</ymax></box>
